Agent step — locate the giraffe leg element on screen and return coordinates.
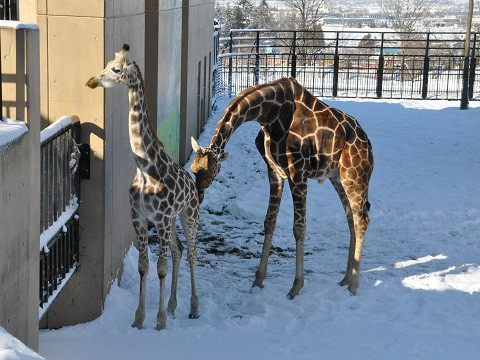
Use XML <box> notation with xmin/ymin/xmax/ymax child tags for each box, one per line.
<box><xmin>131</xmin><ymin>216</ymin><xmax>149</xmax><ymax>330</ymax></box>
<box><xmin>261</xmin><ymin>126</ymin><xmax>287</xmax><ymax>179</ymax></box>
<box><xmin>330</xmin><ymin>176</ymin><xmax>356</xmax><ymax>287</ymax></box>
<box><xmin>338</xmin><ymin>144</ymin><xmax>373</xmax><ymax>294</ymax></box>
<box><xmin>167</xmin><ymin>218</ymin><xmax>184</xmax><ymax>317</ymax></box>
<box><xmin>342</xmin><ymin>187</ymin><xmax>370</xmax><ymax>294</ymax></box>
<box><xmin>155</xmin><ymin>218</ymin><xmax>172</xmax><ymax>330</ymax></box>
<box><xmin>287</xmin><ymin>175</ymin><xmax>308</xmax><ymax>300</ymax></box>
<box><xmin>253</xmin><ymin>167</ymin><xmax>285</xmax><ymax>288</ymax></box>
<box><xmin>180</xmin><ymin>207</ymin><xmax>199</xmax><ymax>319</ymax></box>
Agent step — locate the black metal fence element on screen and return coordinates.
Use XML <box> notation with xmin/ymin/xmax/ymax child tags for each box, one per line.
<box><xmin>39</xmin><ymin>118</ymin><xmax>82</xmax><ymax>312</ymax></box>
<box><xmin>0</xmin><ymin>0</ymin><xmax>17</xmax><ymax>20</ymax></box>
<box><xmin>213</xmin><ymin>30</ymin><xmax>479</xmax><ymax>101</ymax></box>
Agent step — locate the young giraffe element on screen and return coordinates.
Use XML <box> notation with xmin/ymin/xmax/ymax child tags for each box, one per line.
<box><xmin>191</xmin><ymin>77</ymin><xmax>373</xmax><ymax>298</ymax></box>
<box><xmin>86</xmin><ymin>44</ymin><xmax>199</xmax><ymax>330</ymax></box>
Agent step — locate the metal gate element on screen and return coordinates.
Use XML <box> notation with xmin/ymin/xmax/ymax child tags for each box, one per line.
<box><xmin>39</xmin><ymin>116</ymin><xmax>89</xmax><ymax>318</ymax></box>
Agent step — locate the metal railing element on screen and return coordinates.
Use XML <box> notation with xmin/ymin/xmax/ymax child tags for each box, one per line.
<box><xmin>213</xmin><ymin>30</ymin><xmax>479</xmax><ymax>101</ymax></box>
<box><xmin>39</xmin><ymin>118</ymin><xmax>82</xmax><ymax>313</ymax></box>
<box><xmin>0</xmin><ymin>0</ymin><xmax>17</xmax><ymax>20</ymax></box>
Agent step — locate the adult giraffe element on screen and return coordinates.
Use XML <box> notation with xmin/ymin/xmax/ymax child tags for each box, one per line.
<box><xmin>86</xmin><ymin>44</ymin><xmax>199</xmax><ymax>330</ymax></box>
<box><xmin>191</xmin><ymin>77</ymin><xmax>373</xmax><ymax>298</ymax></box>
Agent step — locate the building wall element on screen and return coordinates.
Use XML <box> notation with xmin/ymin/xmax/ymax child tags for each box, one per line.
<box><xmin>180</xmin><ymin>0</ymin><xmax>214</xmax><ymax>164</ymax></box>
<box><xmin>0</xmin><ymin>134</ymin><xmax>38</xmax><ymax>349</ymax></box>
<box><xmin>14</xmin><ymin>0</ymin><xmax>214</xmax><ymax>329</ymax></box>
<box><xmin>157</xmin><ymin>0</ymin><xmax>182</xmax><ymax>162</ymax></box>
<box><xmin>0</xmin><ymin>23</ymin><xmax>40</xmax><ymax>351</ymax></box>
<box><xmin>35</xmin><ymin>1</ymin><xmax>107</xmax><ymax>327</ymax></box>
<box><xmin>103</xmin><ymin>1</ymin><xmax>144</xmax><ymax>297</ymax></box>
<box><xmin>21</xmin><ymin>0</ymin><xmax>140</xmax><ymax>328</ymax></box>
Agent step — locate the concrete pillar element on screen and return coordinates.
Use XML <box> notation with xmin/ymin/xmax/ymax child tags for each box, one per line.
<box><xmin>179</xmin><ymin>0</ymin><xmax>214</xmax><ymax>165</ymax></box>
<box><xmin>17</xmin><ymin>1</ymin><xmax>142</xmax><ymax>328</ymax></box>
<box><xmin>0</xmin><ymin>22</ymin><xmax>40</xmax><ymax>350</ymax></box>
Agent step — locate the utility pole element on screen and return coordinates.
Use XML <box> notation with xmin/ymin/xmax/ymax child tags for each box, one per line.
<box><xmin>460</xmin><ymin>0</ymin><xmax>474</xmax><ymax>109</ymax></box>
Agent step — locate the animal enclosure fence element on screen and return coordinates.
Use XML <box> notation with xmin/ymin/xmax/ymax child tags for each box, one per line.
<box><xmin>39</xmin><ymin>117</ymin><xmax>87</xmax><ymax>317</ymax></box>
<box><xmin>213</xmin><ymin>30</ymin><xmax>479</xmax><ymax>102</ymax></box>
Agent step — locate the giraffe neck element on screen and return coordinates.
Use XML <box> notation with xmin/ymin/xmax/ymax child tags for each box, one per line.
<box><xmin>209</xmin><ymin>90</ymin><xmax>263</xmax><ymax>154</ymax></box>
<box><xmin>127</xmin><ymin>62</ymin><xmax>160</xmax><ymax>161</ymax></box>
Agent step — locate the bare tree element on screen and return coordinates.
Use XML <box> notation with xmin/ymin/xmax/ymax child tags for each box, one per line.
<box><xmin>379</xmin><ymin>0</ymin><xmax>433</xmax><ymax>33</ymax></box>
<box><xmin>283</xmin><ymin>0</ymin><xmax>326</xmax><ymax>31</ymax></box>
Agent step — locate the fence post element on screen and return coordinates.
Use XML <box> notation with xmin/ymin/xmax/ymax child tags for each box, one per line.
<box><xmin>468</xmin><ymin>33</ymin><xmax>476</xmax><ymax>100</ymax></box>
<box><xmin>255</xmin><ymin>30</ymin><xmax>260</xmax><ymax>85</ymax></box>
<box><xmin>228</xmin><ymin>30</ymin><xmax>233</xmax><ymax>97</ymax></box>
<box><xmin>376</xmin><ymin>32</ymin><xmax>385</xmax><ymax>99</ymax></box>
<box><xmin>332</xmin><ymin>31</ymin><xmax>339</xmax><ymax>97</ymax></box>
<box><xmin>421</xmin><ymin>33</ymin><xmax>430</xmax><ymax>99</ymax></box>
<box><xmin>291</xmin><ymin>30</ymin><xmax>297</xmax><ymax>78</ymax></box>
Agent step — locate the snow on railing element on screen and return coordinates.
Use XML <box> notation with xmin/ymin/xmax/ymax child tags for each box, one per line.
<box><xmin>0</xmin><ymin>117</ymin><xmax>28</xmax><ymax>149</ymax></box>
<box><xmin>40</xmin><ymin>115</ymin><xmax>73</xmax><ymax>145</ymax></box>
<box><xmin>39</xmin><ymin>198</ymin><xmax>79</xmax><ymax>253</ymax></box>
<box><xmin>38</xmin><ymin>265</ymin><xmax>77</xmax><ymax>320</ymax></box>
<box><xmin>39</xmin><ymin>116</ymin><xmax>81</xmax><ymax>316</ymax></box>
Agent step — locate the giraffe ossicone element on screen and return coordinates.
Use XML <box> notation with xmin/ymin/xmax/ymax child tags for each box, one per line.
<box><xmin>192</xmin><ymin>77</ymin><xmax>374</xmax><ymax>298</ymax></box>
<box><xmin>86</xmin><ymin>44</ymin><xmax>200</xmax><ymax>330</ymax></box>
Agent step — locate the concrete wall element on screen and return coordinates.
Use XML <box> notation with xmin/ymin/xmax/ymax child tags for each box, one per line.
<box><xmin>21</xmin><ymin>1</ymin><xmax>139</xmax><ymax>328</ymax></box>
<box><xmin>145</xmin><ymin>0</ymin><xmax>183</xmax><ymax>162</ymax></box>
<box><xmin>103</xmin><ymin>0</ymin><xmax>144</xmax><ymax>300</ymax></box>
<box><xmin>179</xmin><ymin>0</ymin><xmax>214</xmax><ymax>164</ymax></box>
<box><xmin>158</xmin><ymin>0</ymin><xmax>183</xmax><ymax>162</ymax></box>
<box><xmin>14</xmin><ymin>0</ymin><xmax>214</xmax><ymax>328</ymax></box>
<box><xmin>0</xmin><ymin>24</ymin><xmax>40</xmax><ymax>350</ymax></box>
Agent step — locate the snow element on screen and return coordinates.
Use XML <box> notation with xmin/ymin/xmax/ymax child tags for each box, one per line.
<box><xmin>40</xmin><ymin>116</ymin><xmax>72</xmax><ymax>144</ymax></box>
<box><xmin>39</xmin><ymin>198</ymin><xmax>78</xmax><ymax>252</ymax></box>
<box><xmin>0</xmin><ymin>117</ymin><xmax>28</xmax><ymax>149</ymax></box>
<box><xmin>38</xmin><ymin>265</ymin><xmax>77</xmax><ymax>320</ymax></box>
<box><xmin>0</xmin><ymin>21</ymin><xmax>39</xmax><ymax>30</ymax></box>
<box><xmin>0</xmin><ymin>327</ymin><xmax>44</xmax><ymax>360</ymax></box>
<box><xmin>39</xmin><ymin>98</ymin><xmax>480</xmax><ymax>359</ymax></box>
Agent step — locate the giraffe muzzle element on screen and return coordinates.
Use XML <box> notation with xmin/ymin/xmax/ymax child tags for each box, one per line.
<box><xmin>85</xmin><ymin>77</ymin><xmax>100</xmax><ymax>89</ymax></box>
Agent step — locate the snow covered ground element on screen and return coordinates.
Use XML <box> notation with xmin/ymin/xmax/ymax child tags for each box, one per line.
<box><xmin>39</xmin><ymin>98</ymin><xmax>480</xmax><ymax>359</ymax></box>
<box><xmin>0</xmin><ymin>327</ymin><xmax>44</xmax><ymax>360</ymax></box>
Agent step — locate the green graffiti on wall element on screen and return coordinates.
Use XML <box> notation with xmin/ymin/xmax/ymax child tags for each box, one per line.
<box><xmin>158</xmin><ymin>103</ymin><xmax>180</xmax><ymax>162</ymax></box>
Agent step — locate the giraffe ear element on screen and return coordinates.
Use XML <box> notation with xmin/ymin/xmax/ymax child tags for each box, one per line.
<box><xmin>191</xmin><ymin>137</ymin><xmax>203</xmax><ymax>153</ymax></box>
<box><xmin>218</xmin><ymin>152</ymin><xmax>230</xmax><ymax>162</ymax></box>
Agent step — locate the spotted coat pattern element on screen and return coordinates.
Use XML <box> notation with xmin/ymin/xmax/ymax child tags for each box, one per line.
<box><xmin>87</xmin><ymin>47</ymin><xmax>199</xmax><ymax>330</ymax></box>
<box><xmin>192</xmin><ymin>77</ymin><xmax>373</xmax><ymax>298</ymax></box>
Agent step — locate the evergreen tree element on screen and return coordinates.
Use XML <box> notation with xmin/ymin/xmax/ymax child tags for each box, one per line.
<box><xmin>232</xmin><ymin>0</ymin><xmax>254</xmax><ymax>29</ymax></box>
<box><xmin>251</xmin><ymin>0</ymin><xmax>274</xmax><ymax>29</ymax></box>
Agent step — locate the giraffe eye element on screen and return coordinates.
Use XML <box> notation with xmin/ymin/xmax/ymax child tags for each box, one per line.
<box><xmin>112</xmin><ymin>67</ymin><xmax>121</xmax><ymax>73</ymax></box>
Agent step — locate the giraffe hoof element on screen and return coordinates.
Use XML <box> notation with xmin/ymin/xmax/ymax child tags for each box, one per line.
<box><xmin>252</xmin><ymin>279</ymin><xmax>264</xmax><ymax>289</ymax></box>
<box><xmin>155</xmin><ymin>323</ymin><xmax>167</xmax><ymax>331</ymax></box>
<box><xmin>131</xmin><ymin>321</ymin><xmax>143</xmax><ymax>330</ymax></box>
<box><xmin>339</xmin><ymin>277</ymin><xmax>351</xmax><ymax>287</ymax></box>
<box><xmin>348</xmin><ymin>282</ymin><xmax>359</xmax><ymax>295</ymax></box>
<box><xmin>287</xmin><ymin>289</ymin><xmax>300</xmax><ymax>300</ymax></box>
<box><xmin>189</xmin><ymin>312</ymin><xmax>200</xmax><ymax>319</ymax></box>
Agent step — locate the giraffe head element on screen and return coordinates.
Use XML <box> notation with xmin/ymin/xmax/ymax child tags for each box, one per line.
<box><xmin>190</xmin><ymin>137</ymin><xmax>229</xmax><ymax>204</ymax></box>
<box><xmin>85</xmin><ymin>44</ymin><xmax>135</xmax><ymax>89</ymax></box>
